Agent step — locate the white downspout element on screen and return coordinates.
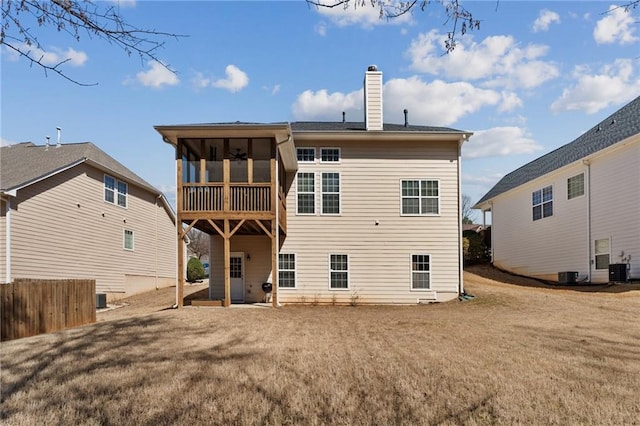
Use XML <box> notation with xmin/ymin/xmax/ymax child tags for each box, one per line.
<box><xmin>274</xmin><ymin>134</ymin><xmax>291</xmax><ymax>307</ymax></box>
<box><xmin>457</xmin><ymin>137</ymin><xmax>465</xmax><ymax>295</ymax></box>
<box><xmin>584</xmin><ymin>160</ymin><xmax>592</xmax><ymax>282</ymax></box>
<box><xmin>155</xmin><ymin>195</ymin><xmax>161</xmax><ymax>290</ymax></box>
<box><xmin>4</xmin><ymin>197</ymin><xmax>10</xmax><ymax>283</ymax></box>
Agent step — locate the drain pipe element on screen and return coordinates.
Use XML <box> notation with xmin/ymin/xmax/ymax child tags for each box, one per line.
<box><xmin>274</xmin><ymin>134</ymin><xmax>291</xmax><ymax>307</ymax></box>
<box><xmin>584</xmin><ymin>159</ymin><xmax>592</xmax><ymax>281</ymax></box>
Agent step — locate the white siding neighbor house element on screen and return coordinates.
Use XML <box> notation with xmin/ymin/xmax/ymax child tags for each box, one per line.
<box><xmin>474</xmin><ymin>96</ymin><xmax>640</xmax><ymax>283</ymax></box>
<box><xmin>155</xmin><ymin>67</ymin><xmax>471</xmax><ymax>307</ymax></box>
<box><xmin>0</xmin><ymin>140</ymin><xmax>177</xmax><ymax>299</ymax></box>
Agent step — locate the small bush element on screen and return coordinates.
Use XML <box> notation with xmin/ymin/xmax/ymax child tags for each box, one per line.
<box><xmin>187</xmin><ymin>257</ymin><xmax>205</xmax><ymax>282</ymax></box>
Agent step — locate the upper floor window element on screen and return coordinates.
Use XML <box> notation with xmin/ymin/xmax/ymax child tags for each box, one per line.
<box><xmin>104</xmin><ymin>175</ymin><xmax>127</xmax><ymax>208</ymax></box>
<box><xmin>532</xmin><ymin>185</ymin><xmax>553</xmax><ymax>221</ymax></box>
<box><xmin>297</xmin><ymin>148</ymin><xmax>315</xmax><ymax>163</ymax></box>
<box><xmin>320</xmin><ymin>148</ymin><xmax>340</xmax><ymax>163</ymax></box>
<box><xmin>321</xmin><ymin>172</ymin><xmax>340</xmax><ymax>215</ymax></box>
<box><xmin>567</xmin><ymin>173</ymin><xmax>584</xmax><ymax>200</ymax></box>
<box><xmin>401</xmin><ymin>179</ymin><xmax>439</xmax><ymax>215</ymax></box>
<box><xmin>296</xmin><ymin>172</ymin><xmax>315</xmax><ymax>215</ymax></box>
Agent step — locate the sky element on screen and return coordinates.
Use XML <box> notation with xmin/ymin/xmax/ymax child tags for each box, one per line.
<box><xmin>2</xmin><ymin>1</ymin><xmax>640</xmax><ymax>221</ymax></box>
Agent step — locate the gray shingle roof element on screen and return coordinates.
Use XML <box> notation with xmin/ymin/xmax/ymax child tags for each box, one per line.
<box><xmin>0</xmin><ymin>142</ymin><xmax>159</xmax><ymax>194</ymax></box>
<box><xmin>291</xmin><ymin>121</ymin><xmax>464</xmax><ymax>133</ymax></box>
<box><xmin>475</xmin><ymin>96</ymin><xmax>640</xmax><ymax>207</ymax></box>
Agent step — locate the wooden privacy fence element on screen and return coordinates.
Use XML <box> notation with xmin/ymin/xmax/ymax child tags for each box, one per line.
<box><xmin>1</xmin><ymin>279</ymin><xmax>96</xmax><ymax>341</ymax></box>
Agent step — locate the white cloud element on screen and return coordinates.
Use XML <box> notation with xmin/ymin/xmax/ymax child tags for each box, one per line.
<box><xmin>463</xmin><ymin>172</ymin><xmax>505</xmax><ymax>186</ymax></box>
<box><xmin>271</xmin><ymin>84</ymin><xmax>281</xmax><ymax>95</ymax></box>
<box><xmin>498</xmin><ymin>91</ymin><xmax>523</xmax><ymax>113</ymax></box>
<box><xmin>292</xmin><ymin>77</ymin><xmax>502</xmax><ymax>126</ymax></box>
<box><xmin>134</xmin><ymin>60</ymin><xmax>179</xmax><ymax>88</ymax></box>
<box><xmin>533</xmin><ymin>9</ymin><xmax>561</xmax><ymax>32</ymax></box>
<box><xmin>292</xmin><ymin>88</ymin><xmax>363</xmax><ymax>121</ymax></box>
<box><xmin>312</xmin><ymin>1</ymin><xmax>412</xmax><ymax>28</ymax></box>
<box><xmin>463</xmin><ymin>127</ymin><xmax>543</xmax><ymax>159</ymax></box>
<box><xmin>550</xmin><ymin>59</ymin><xmax>640</xmax><ymax>114</ymax></box>
<box><xmin>315</xmin><ymin>22</ymin><xmax>328</xmax><ymax>36</ymax></box>
<box><xmin>593</xmin><ymin>5</ymin><xmax>639</xmax><ymax>45</ymax></box>
<box><xmin>5</xmin><ymin>43</ymin><xmax>87</xmax><ymax>66</ymax></box>
<box><xmin>406</xmin><ymin>31</ymin><xmax>559</xmax><ymax>89</ymax></box>
<box><xmin>191</xmin><ymin>71</ymin><xmax>211</xmax><ymax>90</ymax></box>
<box><xmin>213</xmin><ymin>65</ymin><xmax>249</xmax><ymax>93</ymax></box>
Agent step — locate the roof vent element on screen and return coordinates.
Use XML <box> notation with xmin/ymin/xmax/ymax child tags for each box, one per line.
<box><xmin>342</xmin><ymin>111</ymin><xmax>346</xmax><ymax>123</ymax></box>
<box><xmin>611</xmin><ymin>118</ymin><xmax>616</xmax><ymax>125</ymax></box>
<box><xmin>597</xmin><ymin>124</ymin><xmax>601</xmax><ymax>132</ymax></box>
<box><xmin>404</xmin><ymin>109</ymin><xmax>409</xmax><ymax>127</ymax></box>
<box><xmin>56</xmin><ymin>126</ymin><xmax>61</xmax><ymax>148</ymax></box>
<box><xmin>45</xmin><ymin>135</ymin><xmax>50</xmax><ymax>149</ymax></box>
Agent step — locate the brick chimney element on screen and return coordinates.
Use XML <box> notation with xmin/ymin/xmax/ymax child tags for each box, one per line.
<box><xmin>364</xmin><ymin>65</ymin><xmax>383</xmax><ymax>131</ymax></box>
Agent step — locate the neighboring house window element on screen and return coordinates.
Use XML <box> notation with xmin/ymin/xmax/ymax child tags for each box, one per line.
<box><xmin>532</xmin><ymin>186</ymin><xmax>553</xmax><ymax>221</ymax></box>
<box><xmin>279</xmin><ymin>253</ymin><xmax>296</xmax><ymax>288</ymax></box>
<box><xmin>411</xmin><ymin>254</ymin><xmax>431</xmax><ymax>290</ymax></box>
<box><xmin>567</xmin><ymin>173</ymin><xmax>585</xmax><ymax>200</ymax></box>
<box><xmin>124</xmin><ymin>229</ymin><xmax>134</xmax><ymax>251</ymax></box>
<box><xmin>320</xmin><ymin>148</ymin><xmax>340</xmax><ymax>163</ymax></box>
<box><xmin>296</xmin><ymin>172</ymin><xmax>315</xmax><ymax>214</ymax></box>
<box><xmin>297</xmin><ymin>148</ymin><xmax>315</xmax><ymax>163</ymax></box>
<box><xmin>595</xmin><ymin>239</ymin><xmax>610</xmax><ymax>270</ymax></box>
<box><xmin>329</xmin><ymin>254</ymin><xmax>349</xmax><ymax>289</ymax></box>
<box><xmin>321</xmin><ymin>172</ymin><xmax>341</xmax><ymax>215</ymax></box>
<box><xmin>401</xmin><ymin>179</ymin><xmax>439</xmax><ymax>215</ymax></box>
<box><xmin>104</xmin><ymin>174</ymin><xmax>127</xmax><ymax>208</ymax></box>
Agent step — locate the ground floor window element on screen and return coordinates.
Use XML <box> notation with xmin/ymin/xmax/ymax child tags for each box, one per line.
<box><xmin>279</xmin><ymin>253</ymin><xmax>296</xmax><ymax>288</ymax></box>
<box><xmin>411</xmin><ymin>254</ymin><xmax>431</xmax><ymax>289</ymax></box>
<box><xmin>595</xmin><ymin>238</ymin><xmax>610</xmax><ymax>270</ymax></box>
<box><xmin>123</xmin><ymin>229</ymin><xmax>134</xmax><ymax>251</ymax></box>
<box><xmin>329</xmin><ymin>254</ymin><xmax>349</xmax><ymax>289</ymax></box>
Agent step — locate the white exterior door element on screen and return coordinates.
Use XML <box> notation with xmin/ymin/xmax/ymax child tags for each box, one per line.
<box><xmin>230</xmin><ymin>253</ymin><xmax>244</xmax><ymax>302</ymax></box>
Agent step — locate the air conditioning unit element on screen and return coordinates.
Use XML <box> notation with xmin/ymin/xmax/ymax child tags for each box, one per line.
<box><xmin>96</xmin><ymin>293</ymin><xmax>107</xmax><ymax>309</ymax></box>
<box><xmin>609</xmin><ymin>264</ymin><xmax>627</xmax><ymax>282</ymax></box>
<box><xmin>558</xmin><ymin>271</ymin><xmax>578</xmax><ymax>284</ymax></box>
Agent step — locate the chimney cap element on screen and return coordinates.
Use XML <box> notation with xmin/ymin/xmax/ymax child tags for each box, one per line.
<box><xmin>367</xmin><ymin>65</ymin><xmax>378</xmax><ymax>72</ymax></box>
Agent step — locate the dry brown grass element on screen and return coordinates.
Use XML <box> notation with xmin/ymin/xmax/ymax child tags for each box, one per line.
<box><xmin>2</xmin><ymin>267</ymin><xmax>639</xmax><ymax>425</ymax></box>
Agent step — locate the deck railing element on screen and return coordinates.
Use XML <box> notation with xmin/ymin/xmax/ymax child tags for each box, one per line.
<box><xmin>182</xmin><ymin>184</ymin><xmax>272</xmax><ymax>212</ymax></box>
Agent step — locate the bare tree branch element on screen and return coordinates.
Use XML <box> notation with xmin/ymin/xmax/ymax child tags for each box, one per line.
<box><xmin>187</xmin><ymin>229</ymin><xmax>209</xmax><ymax>261</ymax></box>
<box><xmin>1</xmin><ymin>0</ymin><xmax>186</xmax><ymax>85</ymax></box>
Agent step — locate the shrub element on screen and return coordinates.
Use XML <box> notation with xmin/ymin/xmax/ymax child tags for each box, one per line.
<box><xmin>187</xmin><ymin>257</ymin><xmax>205</xmax><ymax>282</ymax></box>
<box><xmin>463</xmin><ymin>231</ymin><xmax>489</xmax><ymax>265</ymax></box>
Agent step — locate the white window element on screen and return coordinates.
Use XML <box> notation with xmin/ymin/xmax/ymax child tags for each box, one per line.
<box><xmin>124</xmin><ymin>229</ymin><xmax>134</xmax><ymax>251</ymax></box>
<box><xmin>567</xmin><ymin>173</ymin><xmax>584</xmax><ymax>200</ymax></box>
<box><xmin>411</xmin><ymin>254</ymin><xmax>431</xmax><ymax>290</ymax></box>
<box><xmin>595</xmin><ymin>238</ymin><xmax>610</xmax><ymax>270</ymax></box>
<box><xmin>296</xmin><ymin>148</ymin><xmax>315</xmax><ymax>163</ymax></box>
<box><xmin>532</xmin><ymin>185</ymin><xmax>553</xmax><ymax>221</ymax></box>
<box><xmin>321</xmin><ymin>172</ymin><xmax>341</xmax><ymax>215</ymax></box>
<box><xmin>104</xmin><ymin>174</ymin><xmax>127</xmax><ymax>208</ymax></box>
<box><xmin>329</xmin><ymin>254</ymin><xmax>349</xmax><ymax>289</ymax></box>
<box><xmin>320</xmin><ymin>148</ymin><xmax>340</xmax><ymax>163</ymax></box>
<box><xmin>401</xmin><ymin>179</ymin><xmax>439</xmax><ymax>215</ymax></box>
<box><xmin>278</xmin><ymin>253</ymin><xmax>296</xmax><ymax>288</ymax></box>
<box><xmin>296</xmin><ymin>172</ymin><xmax>315</xmax><ymax>214</ymax></box>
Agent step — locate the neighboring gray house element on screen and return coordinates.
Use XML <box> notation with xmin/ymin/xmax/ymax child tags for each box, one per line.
<box><xmin>0</xmin><ymin>141</ymin><xmax>177</xmax><ymax>299</ymax></box>
<box><xmin>474</xmin><ymin>96</ymin><xmax>640</xmax><ymax>283</ymax></box>
<box><xmin>156</xmin><ymin>67</ymin><xmax>472</xmax><ymax>306</ymax></box>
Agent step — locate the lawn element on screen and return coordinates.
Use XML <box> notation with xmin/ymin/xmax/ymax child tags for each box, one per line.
<box><xmin>1</xmin><ymin>266</ymin><xmax>639</xmax><ymax>425</ymax></box>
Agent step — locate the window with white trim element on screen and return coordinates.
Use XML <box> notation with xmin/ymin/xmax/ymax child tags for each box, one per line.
<box><xmin>321</xmin><ymin>172</ymin><xmax>340</xmax><ymax>215</ymax></box>
<box><xmin>104</xmin><ymin>174</ymin><xmax>127</xmax><ymax>208</ymax></box>
<box><xmin>595</xmin><ymin>239</ymin><xmax>610</xmax><ymax>270</ymax></box>
<box><xmin>296</xmin><ymin>172</ymin><xmax>315</xmax><ymax>214</ymax></box>
<box><xmin>411</xmin><ymin>254</ymin><xmax>431</xmax><ymax>289</ymax></box>
<box><xmin>532</xmin><ymin>185</ymin><xmax>553</xmax><ymax>221</ymax></box>
<box><xmin>401</xmin><ymin>179</ymin><xmax>439</xmax><ymax>215</ymax></box>
<box><xmin>278</xmin><ymin>253</ymin><xmax>296</xmax><ymax>288</ymax></box>
<box><xmin>297</xmin><ymin>148</ymin><xmax>315</xmax><ymax>163</ymax></box>
<box><xmin>567</xmin><ymin>173</ymin><xmax>584</xmax><ymax>200</ymax></box>
<box><xmin>320</xmin><ymin>148</ymin><xmax>340</xmax><ymax>163</ymax></box>
<box><xmin>329</xmin><ymin>254</ymin><xmax>349</xmax><ymax>289</ymax></box>
<box><xmin>124</xmin><ymin>229</ymin><xmax>134</xmax><ymax>251</ymax></box>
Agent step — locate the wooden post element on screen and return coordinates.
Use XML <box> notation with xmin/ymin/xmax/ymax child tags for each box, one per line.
<box><xmin>247</xmin><ymin>138</ymin><xmax>253</xmax><ymax>184</ymax></box>
<box><xmin>200</xmin><ymin>139</ymin><xmax>206</xmax><ymax>183</ymax></box>
<box><xmin>223</xmin><ymin>219</ymin><xmax>231</xmax><ymax>307</ymax></box>
<box><xmin>176</xmin><ymin>141</ymin><xmax>184</xmax><ymax>308</ymax></box>
<box><xmin>223</xmin><ymin>139</ymin><xmax>230</xmax><ymax>212</ymax></box>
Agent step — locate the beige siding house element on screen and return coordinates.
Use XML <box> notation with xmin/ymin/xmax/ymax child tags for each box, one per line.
<box><xmin>156</xmin><ymin>67</ymin><xmax>471</xmax><ymax>306</ymax></box>
<box><xmin>0</xmin><ymin>141</ymin><xmax>177</xmax><ymax>299</ymax></box>
<box><xmin>474</xmin><ymin>96</ymin><xmax>640</xmax><ymax>283</ymax></box>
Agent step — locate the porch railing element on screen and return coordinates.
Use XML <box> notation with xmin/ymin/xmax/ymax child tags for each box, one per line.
<box><xmin>182</xmin><ymin>184</ymin><xmax>272</xmax><ymax>212</ymax></box>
